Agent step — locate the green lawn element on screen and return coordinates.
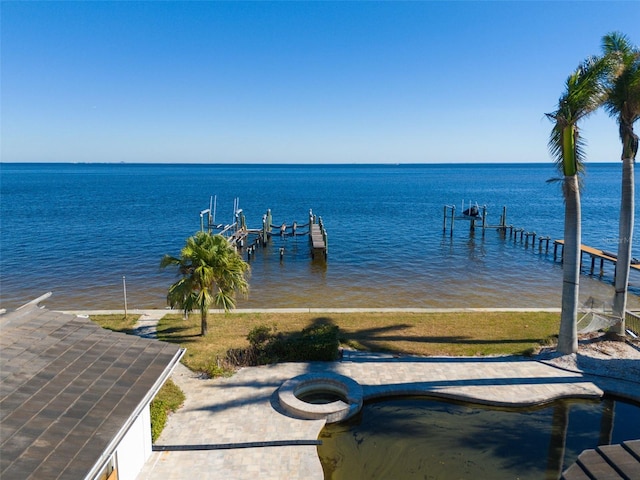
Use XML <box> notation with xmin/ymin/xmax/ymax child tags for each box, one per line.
<box><xmin>153</xmin><ymin>311</ymin><xmax>560</xmax><ymax>375</ymax></box>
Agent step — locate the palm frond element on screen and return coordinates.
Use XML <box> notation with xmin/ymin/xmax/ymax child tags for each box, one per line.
<box><xmin>601</xmin><ymin>32</ymin><xmax>640</xmax><ymax>160</ymax></box>
<box><xmin>547</xmin><ymin>56</ymin><xmax>607</xmax><ymax>179</ymax></box>
<box><xmin>602</xmin><ymin>32</ymin><xmax>634</xmax><ymax>57</ymax></box>
<box><xmin>214</xmin><ymin>289</ymin><xmax>236</xmax><ymax>311</ymax></box>
<box><xmin>159</xmin><ymin>254</ymin><xmax>181</xmax><ymax>269</ymax></box>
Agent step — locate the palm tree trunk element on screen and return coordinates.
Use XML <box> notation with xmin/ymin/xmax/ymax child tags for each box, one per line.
<box><xmin>612</xmin><ymin>156</ymin><xmax>635</xmax><ymax>334</ymax></box>
<box><xmin>558</xmin><ymin>175</ymin><xmax>580</xmax><ymax>355</ymax></box>
<box><xmin>201</xmin><ymin>308</ymin><xmax>208</xmax><ymax>336</ymax></box>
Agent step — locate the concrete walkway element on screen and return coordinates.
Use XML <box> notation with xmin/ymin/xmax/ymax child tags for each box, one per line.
<box><xmin>131</xmin><ymin>311</ymin><xmax>167</xmax><ymax>339</ymax></box>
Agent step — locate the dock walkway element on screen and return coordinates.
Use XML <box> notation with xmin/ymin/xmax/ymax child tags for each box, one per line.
<box><xmin>554</xmin><ymin>240</ymin><xmax>640</xmax><ymax>275</ymax></box>
<box><xmin>562</xmin><ymin>440</ymin><xmax>640</xmax><ymax>480</ymax></box>
<box><xmin>309</xmin><ymin>218</ymin><xmax>327</xmax><ymax>260</ymax></box>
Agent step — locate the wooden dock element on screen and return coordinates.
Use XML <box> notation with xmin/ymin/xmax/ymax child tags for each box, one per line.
<box><xmin>310</xmin><ymin>223</ymin><xmax>326</xmax><ymax>259</ymax></box>
<box><xmin>199</xmin><ymin>198</ymin><xmax>327</xmax><ymax>262</ymax></box>
<box><xmin>309</xmin><ymin>216</ymin><xmax>328</xmax><ymax>260</ymax></box>
<box><xmin>563</xmin><ymin>439</ymin><xmax>640</xmax><ymax>480</ymax></box>
<box><xmin>553</xmin><ymin>240</ymin><xmax>640</xmax><ymax>275</ymax></box>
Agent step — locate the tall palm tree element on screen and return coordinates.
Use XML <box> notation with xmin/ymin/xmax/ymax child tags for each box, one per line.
<box><xmin>546</xmin><ymin>57</ymin><xmax>608</xmax><ymax>354</ymax></box>
<box><xmin>160</xmin><ymin>232</ymin><xmax>250</xmax><ymax>336</ymax></box>
<box><xmin>601</xmin><ymin>32</ymin><xmax>640</xmax><ymax>335</ymax></box>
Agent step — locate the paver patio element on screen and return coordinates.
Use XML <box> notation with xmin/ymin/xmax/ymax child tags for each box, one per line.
<box><xmin>137</xmin><ymin>350</ymin><xmax>632</xmax><ymax>480</ymax></box>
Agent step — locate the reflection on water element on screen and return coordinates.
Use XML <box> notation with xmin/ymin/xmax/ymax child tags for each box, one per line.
<box><xmin>318</xmin><ymin>397</ymin><xmax>640</xmax><ymax>480</ymax></box>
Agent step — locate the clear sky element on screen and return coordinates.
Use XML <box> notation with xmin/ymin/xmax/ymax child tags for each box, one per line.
<box><xmin>1</xmin><ymin>1</ymin><xmax>638</xmax><ymax>164</ymax></box>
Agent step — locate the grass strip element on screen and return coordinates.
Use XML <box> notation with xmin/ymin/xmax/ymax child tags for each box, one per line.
<box><xmin>90</xmin><ymin>314</ymin><xmax>140</xmax><ymax>333</ymax></box>
<box><xmin>150</xmin><ymin>379</ymin><xmax>185</xmax><ymax>442</ymax></box>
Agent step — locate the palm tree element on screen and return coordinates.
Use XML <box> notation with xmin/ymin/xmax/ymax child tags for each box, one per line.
<box><xmin>160</xmin><ymin>232</ymin><xmax>250</xmax><ymax>336</ymax></box>
<box><xmin>546</xmin><ymin>57</ymin><xmax>608</xmax><ymax>354</ymax></box>
<box><xmin>601</xmin><ymin>32</ymin><xmax>640</xmax><ymax>335</ymax></box>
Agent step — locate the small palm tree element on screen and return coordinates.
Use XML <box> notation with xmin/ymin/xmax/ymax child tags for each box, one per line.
<box><xmin>160</xmin><ymin>232</ymin><xmax>250</xmax><ymax>336</ymax></box>
<box><xmin>546</xmin><ymin>57</ymin><xmax>608</xmax><ymax>354</ymax></box>
<box><xmin>601</xmin><ymin>32</ymin><xmax>640</xmax><ymax>333</ymax></box>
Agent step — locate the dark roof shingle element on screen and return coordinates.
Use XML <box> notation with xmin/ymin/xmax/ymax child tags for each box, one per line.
<box><xmin>0</xmin><ymin>305</ymin><xmax>183</xmax><ymax>480</ymax></box>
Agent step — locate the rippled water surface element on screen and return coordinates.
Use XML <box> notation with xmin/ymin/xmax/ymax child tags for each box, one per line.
<box><xmin>1</xmin><ymin>163</ymin><xmax>639</xmax><ymax>310</ymax></box>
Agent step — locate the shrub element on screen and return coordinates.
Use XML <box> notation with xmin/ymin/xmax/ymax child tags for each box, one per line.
<box><xmin>150</xmin><ymin>399</ymin><xmax>167</xmax><ymax>443</ymax></box>
<box><xmin>247</xmin><ymin>323</ymin><xmax>276</xmax><ymax>346</ymax></box>
<box><xmin>203</xmin><ymin>357</ymin><xmax>235</xmax><ymax>378</ymax></box>
<box><xmin>227</xmin><ymin>322</ymin><xmax>340</xmax><ymax>367</ymax></box>
<box><xmin>284</xmin><ymin>323</ymin><xmax>340</xmax><ymax>362</ymax></box>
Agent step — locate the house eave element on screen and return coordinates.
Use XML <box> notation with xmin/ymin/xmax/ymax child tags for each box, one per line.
<box><xmin>83</xmin><ymin>346</ymin><xmax>186</xmax><ymax>480</ymax></box>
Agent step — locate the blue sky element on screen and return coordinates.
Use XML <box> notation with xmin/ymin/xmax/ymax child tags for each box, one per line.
<box><xmin>2</xmin><ymin>1</ymin><xmax>638</xmax><ymax>164</ymax></box>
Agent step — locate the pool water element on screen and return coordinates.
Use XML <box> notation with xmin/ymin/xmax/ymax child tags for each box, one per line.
<box><xmin>318</xmin><ymin>396</ymin><xmax>640</xmax><ymax>480</ymax></box>
<box><xmin>298</xmin><ymin>391</ymin><xmax>348</xmax><ymax>405</ymax></box>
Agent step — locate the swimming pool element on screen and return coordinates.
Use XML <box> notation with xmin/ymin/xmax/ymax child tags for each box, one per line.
<box><xmin>318</xmin><ymin>396</ymin><xmax>640</xmax><ymax>479</ymax></box>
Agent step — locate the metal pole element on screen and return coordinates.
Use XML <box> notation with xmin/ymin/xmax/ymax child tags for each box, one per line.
<box><xmin>122</xmin><ymin>275</ymin><xmax>128</xmax><ymax>319</ymax></box>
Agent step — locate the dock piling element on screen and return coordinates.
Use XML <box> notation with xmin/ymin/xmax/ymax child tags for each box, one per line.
<box><xmin>538</xmin><ymin>236</ymin><xmax>550</xmax><ymax>253</ymax></box>
<box><xmin>501</xmin><ymin>206</ymin><xmax>507</xmax><ymax>231</ymax></box>
<box><xmin>442</xmin><ymin>205</ymin><xmax>456</xmax><ymax>236</ymax></box>
<box><xmin>442</xmin><ymin>206</ymin><xmax>447</xmax><ymax>233</ymax></box>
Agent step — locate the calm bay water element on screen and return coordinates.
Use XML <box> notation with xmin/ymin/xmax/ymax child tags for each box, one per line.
<box><xmin>1</xmin><ymin>163</ymin><xmax>639</xmax><ymax>310</ymax></box>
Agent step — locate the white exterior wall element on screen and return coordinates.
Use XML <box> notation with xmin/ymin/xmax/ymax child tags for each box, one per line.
<box><xmin>114</xmin><ymin>404</ymin><xmax>152</xmax><ymax>480</ymax></box>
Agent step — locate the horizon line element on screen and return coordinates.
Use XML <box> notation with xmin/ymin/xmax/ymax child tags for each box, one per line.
<box><xmin>0</xmin><ymin>160</ymin><xmax>623</xmax><ymax>166</ymax></box>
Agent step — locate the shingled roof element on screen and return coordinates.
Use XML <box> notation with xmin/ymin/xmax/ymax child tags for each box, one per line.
<box><xmin>0</xmin><ymin>301</ymin><xmax>184</xmax><ymax>479</ymax></box>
